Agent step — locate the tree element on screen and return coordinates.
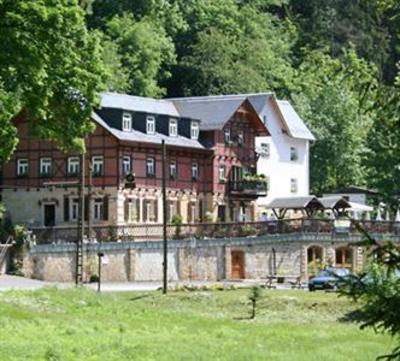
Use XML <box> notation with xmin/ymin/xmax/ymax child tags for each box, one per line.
<box><xmin>366</xmin><ymin>78</ymin><xmax>400</xmax><ymax>208</ymax></box>
<box><xmin>0</xmin><ymin>0</ymin><xmax>106</xmax><ymax>159</ymax></box>
<box><xmin>171</xmin><ymin>0</ymin><xmax>295</xmax><ymax>96</ymax></box>
<box><xmin>291</xmin><ymin>49</ymin><xmax>378</xmax><ymax>194</ymax></box>
<box><xmin>105</xmin><ymin>14</ymin><xmax>176</xmax><ymax>97</ymax></box>
<box><xmin>341</xmin><ymin>225</ymin><xmax>400</xmax><ymax>360</ymax></box>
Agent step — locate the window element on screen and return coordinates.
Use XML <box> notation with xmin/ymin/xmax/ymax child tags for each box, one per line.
<box><xmin>169</xmin><ymin>160</ymin><xmax>177</xmax><ymax>179</ymax></box>
<box><xmin>224</xmin><ymin>128</ymin><xmax>231</xmax><ymax>144</ymax></box>
<box><xmin>126</xmin><ymin>199</ymin><xmax>140</xmax><ymax>223</ymax></box>
<box><xmin>290</xmin><ymin>178</ymin><xmax>298</xmax><ymax>193</ymax></box>
<box><xmin>219</xmin><ymin>164</ymin><xmax>225</xmax><ymax>182</ymax></box>
<box><xmin>290</xmin><ymin>147</ymin><xmax>298</xmax><ymax>161</ymax></box>
<box><xmin>92</xmin><ymin>156</ymin><xmax>104</xmax><ymax>176</ymax></box>
<box><xmin>94</xmin><ymin>199</ymin><xmax>104</xmax><ymax>220</ymax></box>
<box><xmin>191</xmin><ymin>162</ymin><xmax>199</xmax><ymax>180</ymax></box>
<box><xmin>17</xmin><ymin>159</ymin><xmax>28</xmax><ymax>177</ymax></box>
<box><xmin>146</xmin><ymin>157</ymin><xmax>155</xmax><ymax>177</ymax></box>
<box><xmin>67</xmin><ymin>157</ymin><xmax>80</xmax><ymax>175</ymax></box>
<box><xmin>191</xmin><ymin>121</ymin><xmax>199</xmax><ymax>140</ymax></box>
<box><xmin>143</xmin><ymin>199</ymin><xmax>157</xmax><ymax>222</ymax></box>
<box><xmin>122</xmin><ymin>112</ymin><xmax>132</xmax><ymax>131</ymax></box>
<box><xmin>146</xmin><ymin>116</ymin><xmax>155</xmax><ymax>134</ymax></box>
<box><xmin>169</xmin><ymin>118</ymin><xmax>178</xmax><ymax>136</ymax></box>
<box><xmin>263</xmin><ymin>115</ymin><xmax>267</xmax><ymax>124</ymax></box>
<box><xmin>123</xmin><ymin>156</ymin><xmax>131</xmax><ymax>175</ymax></box>
<box><xmin>70</xmin><ymin>198</ymin><xmax>79</xmax><ymax>221</ymax></box>
<box><xmin>259</xmin><ymin>143</ymin><xmax>270</xmax><ymax>158</ymax></box>
<box><xmin>39</xmin><ymin>158</ymin><xmax>52</xmax><ymax>176</ymax></box>
<box><xmin>237</xmin><ymin>131</ymin><xmax>244</xmax><ymax>146</ymax></box>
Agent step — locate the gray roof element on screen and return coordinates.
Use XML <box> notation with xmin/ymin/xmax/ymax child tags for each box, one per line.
<box><xmin>266</xmin><ymin>196</ymin><xmax>323</xmax><ymax>209</ymax></box>
<box><xmin>318</xmin><ymin>196</ymin><xmax>351</xmax><ymax>209</ymax></box>
<box><xmin>101</xmin><ymin>92</ymin><xmax>180</xmax><ymax>117</ymax></box>
<box><xmin>276</xmin><ymin>100</ymin><xmax>315</xmax><ymax>141</ymax></box>
<box><xmin>92</xmin><ymin>112</ymin><xmax>207</xmax><ymax>150</ymax></box>
<box><xmin>171</xmin><ymin>97</ymin><xmax>250</xmax><ymax>130</ymax></box>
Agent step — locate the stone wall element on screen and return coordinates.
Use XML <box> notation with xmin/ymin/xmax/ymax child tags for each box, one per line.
<box><xmin>20</xmin><ymin>233</ymin><xmax>384</xmax><ymax>282</ymax></box>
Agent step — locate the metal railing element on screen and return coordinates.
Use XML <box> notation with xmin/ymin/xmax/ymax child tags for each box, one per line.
<box><xmin>229</xmin><ymin>180</ymin><xmax>268</xmax><ymax>196</ymax></box>
<box><xmin>28</xmin><ymin>219</ymin><xmax>400</xmax><ymax>245</ymax></box>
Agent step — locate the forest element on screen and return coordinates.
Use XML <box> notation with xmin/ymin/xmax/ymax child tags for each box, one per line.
<box><xmin>0</xmin><ymin>0</ymin><xmax>399</xmax><ymax>206</ymax></box>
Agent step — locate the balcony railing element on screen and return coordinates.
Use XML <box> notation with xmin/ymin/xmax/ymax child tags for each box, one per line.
<box><xmin>229</xmin><ymin>179</ymin><xmax>268</xmax><ymax>196</ymax></box>
<box><xmin>27</xmin><ymin>219</ymin><xmax>400</xmax><ymax>245</ymax></box>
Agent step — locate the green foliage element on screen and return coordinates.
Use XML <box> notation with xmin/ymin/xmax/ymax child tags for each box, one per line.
<box><xmin>0</xmin><ymin>0</ymin><xmax>106</xmax><ymax>159</ymax></box>
<box><xmin>248</xmin><ymin>285</ymin><xmax>263</xmax><ymax>319</ymax></box>
<box><xmin>105</xmin><ymin>13</ymin><xmax>176</xmax><ymax>97</ymax></box>
<box><xmin>292</xmin><ymin>49</ymin><xmax>377</xmax><ymax>194</ymax></box>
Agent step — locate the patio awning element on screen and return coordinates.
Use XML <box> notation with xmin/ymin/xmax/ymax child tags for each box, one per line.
<box><xmin>266</xmin><ymin>196</ymin><xmax>324</xmax><ymax>218</ymax></box>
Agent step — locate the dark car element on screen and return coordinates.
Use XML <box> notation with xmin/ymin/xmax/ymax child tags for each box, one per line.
<box><xmin>308</xmin><ymin>268</ymin><xmax>351</xmax><ymax>291</ymax></box>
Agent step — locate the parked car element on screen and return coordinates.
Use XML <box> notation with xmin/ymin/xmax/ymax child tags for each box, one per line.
<box><xmin>308</xmin><ymin>268</ymin><xmax>352</xmax><ymax>291</ymax></box>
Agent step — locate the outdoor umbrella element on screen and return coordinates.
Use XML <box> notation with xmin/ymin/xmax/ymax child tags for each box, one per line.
<box><xmin>365</xmin><ymin>212</ymin><xmax>371</xmax><ymax>221</ymax></box>
<box><xmin>386</xmin><ymin>209</ymin><xmax>391</xmax><ymax>222</ymax></box>
<box><xmin>376</xmin><ymin>208</ymin><xmax>382</xmax><ymax>221</ymax></box>
<box><xmin>395</xmin><ymin>209</ymin><xmax>400</xmax><ymax>222</ymax></box>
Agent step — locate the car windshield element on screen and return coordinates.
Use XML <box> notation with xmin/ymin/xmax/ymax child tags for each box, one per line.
<box><xmin>316</xmin><ymin>271</ymin><xmax>332</xmax><ymax>277</ymax></box>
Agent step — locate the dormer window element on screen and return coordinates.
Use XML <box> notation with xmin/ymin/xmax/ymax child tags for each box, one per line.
<box><xmin>169</xmin><ymin>118</ymin><xmax>178</xmax><ymax>136</ymax></box>
<box><xmin>146</xmin><ymin>116</ymin><xmax>155</xmax><ymax>134</ymax></box>
<box><xmin>122</xmin><ymin>112</ymin><xmax>132</xmax><ymax>131</ymax></box>
<box><xmin>191</xmin><ymin>121</ymin><xmax>199</xmax><ymax>140</ymax></box>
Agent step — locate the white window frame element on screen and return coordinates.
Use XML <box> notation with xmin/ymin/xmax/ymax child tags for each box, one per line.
<box><xmin>260</xmin><ymin>143</ymin><xmax>270</xmax><ymax>158</ymax></box>
<box><xmin>190</xmin><ymin>203</ymin><xmax>196</xmax><ymax>224</ymax></box>
<box><xmin>17</xmin><ymin>158</ymin><xmax>28</xmax><ymax>176</ymax></box>
<box><xmin>146</xmin><ymin>157</ymin><xmax>155</xmax><ymax>177</ymax></box>
<box><xmin>169</xmin><ymin>160</ymin><xmax>177</xmax><ymax>179</ymax></box>
<box><xmin>70</xmin><ymin>198</ymin><xmax>79</xmax><ymax>221</ymax></box>
<box><xmin>290</xmin><ymin>178</ymin><xmax>298</xmax><ymax>193</ymax></box>
<box><xmin>67</xmin><ymin>157</ymin><xmax>80</xmax><ymax>175</ymax></box>
<box><xmin>39</xmin><ymin>157</ymin><xmax>52</xmax><ymax>176</ymax></box>
<box><xmin>92</xmin><ymin>156</ymin><xmax>104</xmax><ymax>176</ymax></box>
<box><xmin>168</xmin><ymin>202</ymin><xmax>175</xmax><ymax>222</ymax></box>
<box><xmin>169</xmin><ymin>118</ymin><xmax>178</xmax><ymax>136</ymax></box>
<box><xmin>224</xmin><ymin>128</ymin><xmax>231</xmax><ymax>144</ymax></box>
<box><xmin>146</xmin><ymin>116</ymin><xmax>156</xmax><ymax>135</ymax></box>
<box><xmin>122</xmin><ymin>112</ymin><xmax>132</xmax><ymax>131</ymax></box>
<box><xmin>290</xmin><ymin>147</ymin><xmax>298</xmax><ymax>162</ymax></box>
<box><xmin>219</xmin><ymin>164</ymin><xmax>225</xmax><ymax>182</ymax></box>
<box><xmin>191</xmin><ymin>162</ymin><xmax>199</xmax><ymax>180</ymax></box>
<box><xmin>128</xmin><ymin>200</ymin><xmax>138</xmax><ymax>223</ymax></box>
<box><xmin>237</xmin><ymin>130</ymin><xmax>244</xmax><ymax>146</ymax></box>
<box><xmin>123</xmin><ymin>156</ymin><xmax>131</xmax><ymax>175</ymax></box>
<box><xmin>94</xmin><ymin>199</ymin><xmax>104</xmax><ymax>220</ymax></box>
<box><xmin>191</xmin><ymin>121</ymin><xmax>199</xmax><ymax>140</ymax></box>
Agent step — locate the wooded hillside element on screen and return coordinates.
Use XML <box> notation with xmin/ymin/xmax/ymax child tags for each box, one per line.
<box><xmin>1</xmin><ymin>0</ymin><xmax>399</xmax><ymax>206</ymax></box>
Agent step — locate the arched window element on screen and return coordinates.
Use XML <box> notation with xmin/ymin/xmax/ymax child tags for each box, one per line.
<box><xmin>307</xmin><ymin>245</ymin><xmax>323</xmax><ymax>276</ymax></box>
<box><xmin>335</xmin><ymin>247</ymin><xmax>353</xmax><ymax>270</ymax></box>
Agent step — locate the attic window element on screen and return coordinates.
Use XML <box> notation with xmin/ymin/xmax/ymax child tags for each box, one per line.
<box><xmin>191</xmin><ymin>121</ymin><xmax>199</xmax><ymax>140</ymax></box>
<box><xmin>146</xmin><ymin>116</ymin><xmax>155</xmax><ymax>134</ymax></box>
<box><xmin>169</xmin><ymin>118</ymin><xmax>178</xmax><ymax>136</ymax></box>
<box><xmin>122</xmin><ymin>112</ymin><xmax>132</xmax><ymax>131</ymax></box>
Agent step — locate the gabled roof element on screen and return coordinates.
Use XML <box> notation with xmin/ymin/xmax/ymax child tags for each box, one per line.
<box><xmin>92</xmin><ymin>112</ymin><xmax>207</xmax><ymax>150</ymax></box>
<box><xmin>267</xmin><ymin>196</ymin><xmax>323</xmax><ymax>210</ymax></box>
<box><xmin>101</xmin><ymin>92</ymin><xmax>180</xmax><ymax>118</ymax></box>
<box><xmin>171</xmin><ymin>95</ymin><xmax>269</xmax><ymax>135</ymax></box>
<box><xmin>275</xmin><ymin>100</ymin><xmax>315</xmax><ymax>141</ymax></box>
<box><xmin>318</xmin><ymin>196</ymin><xmax>351</xmax><ymax>209</ymax></box>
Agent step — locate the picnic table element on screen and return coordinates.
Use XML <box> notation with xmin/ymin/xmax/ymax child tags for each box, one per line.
<box><xmin>264</xmin><ymin>274</ymin><xmax>305</xmax><ymax>289</ymax></box>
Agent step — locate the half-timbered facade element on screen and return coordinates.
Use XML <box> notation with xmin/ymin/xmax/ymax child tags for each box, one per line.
<box><xmin>1</xmin><ymin>92</ymin><xmax>269</xmax><ymax>227</ymax></box>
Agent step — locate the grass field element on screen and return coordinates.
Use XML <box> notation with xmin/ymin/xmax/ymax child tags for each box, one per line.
<box><xmin>0</xmin><ymin>287</ymin><xmax>395</xmax><ymax>360</ymax></box>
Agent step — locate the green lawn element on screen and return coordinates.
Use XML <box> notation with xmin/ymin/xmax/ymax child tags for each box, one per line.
<box><xmin>0</xmin><ymin>287</ymin><xmax>395</xmax><ymax>360</ymax></box>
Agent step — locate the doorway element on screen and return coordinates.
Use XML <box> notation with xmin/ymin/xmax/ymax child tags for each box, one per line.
<box><xmin>217</xmin><ymin>205</ymin><xmax>226</xmax><ymax>222</ymax></box>
<box><xmin>44</xmin><ymin>204</ymin><xmax>56</xmax><ymax>227</ymax></box>
<box><xmin>231</xmin><ymin>250</ymin><xmax>245</xmax><ymax>279</ymax></box>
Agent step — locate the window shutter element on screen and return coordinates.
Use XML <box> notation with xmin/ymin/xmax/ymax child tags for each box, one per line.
<box><xmin>199</xmin><ymin>200</ymin><xmax>203</xmax><ymax>222</ymax></box>
<box><xmin>154</xmin><ymin>199</ymin><xmax>158</xmax><ymax>222</ymax></box>
<box><xmin>84</xmin><ymin>196</ymin><xmax>89</xmax><ymax>221</ymax></box>
<box><xmin>64</xmin><ymin>197</ymin><xmax>69</xmax><ymax>221</ymax></box>
<box><xmin>124</xmin><ymin>199</ymin><xmax>129</xmax><ymax>222</ymax></box>
<box><xmin>136</xmin><ymin>199</ymin><xmax>140</xmax><ymax>222</ymax></box>
<box><xmin>143</xmin><ymin>199</ymin><xmax>147</xmax><ymax>222</ymax></box>
<box><xmin>177</xmin><ymin>200</ymin><xmax>181</xmax><ymax>217</ymax></box>
<box><xmin>103</xmin><ymin>196</ymin><xmax>109</xmax><ymax>221</ymax></box>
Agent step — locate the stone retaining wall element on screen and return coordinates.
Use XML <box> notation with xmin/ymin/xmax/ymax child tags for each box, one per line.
<box><xmin>21</xmin><ymin>233</ymin><xmax>394</xmax><ymax>282</ymax></box>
